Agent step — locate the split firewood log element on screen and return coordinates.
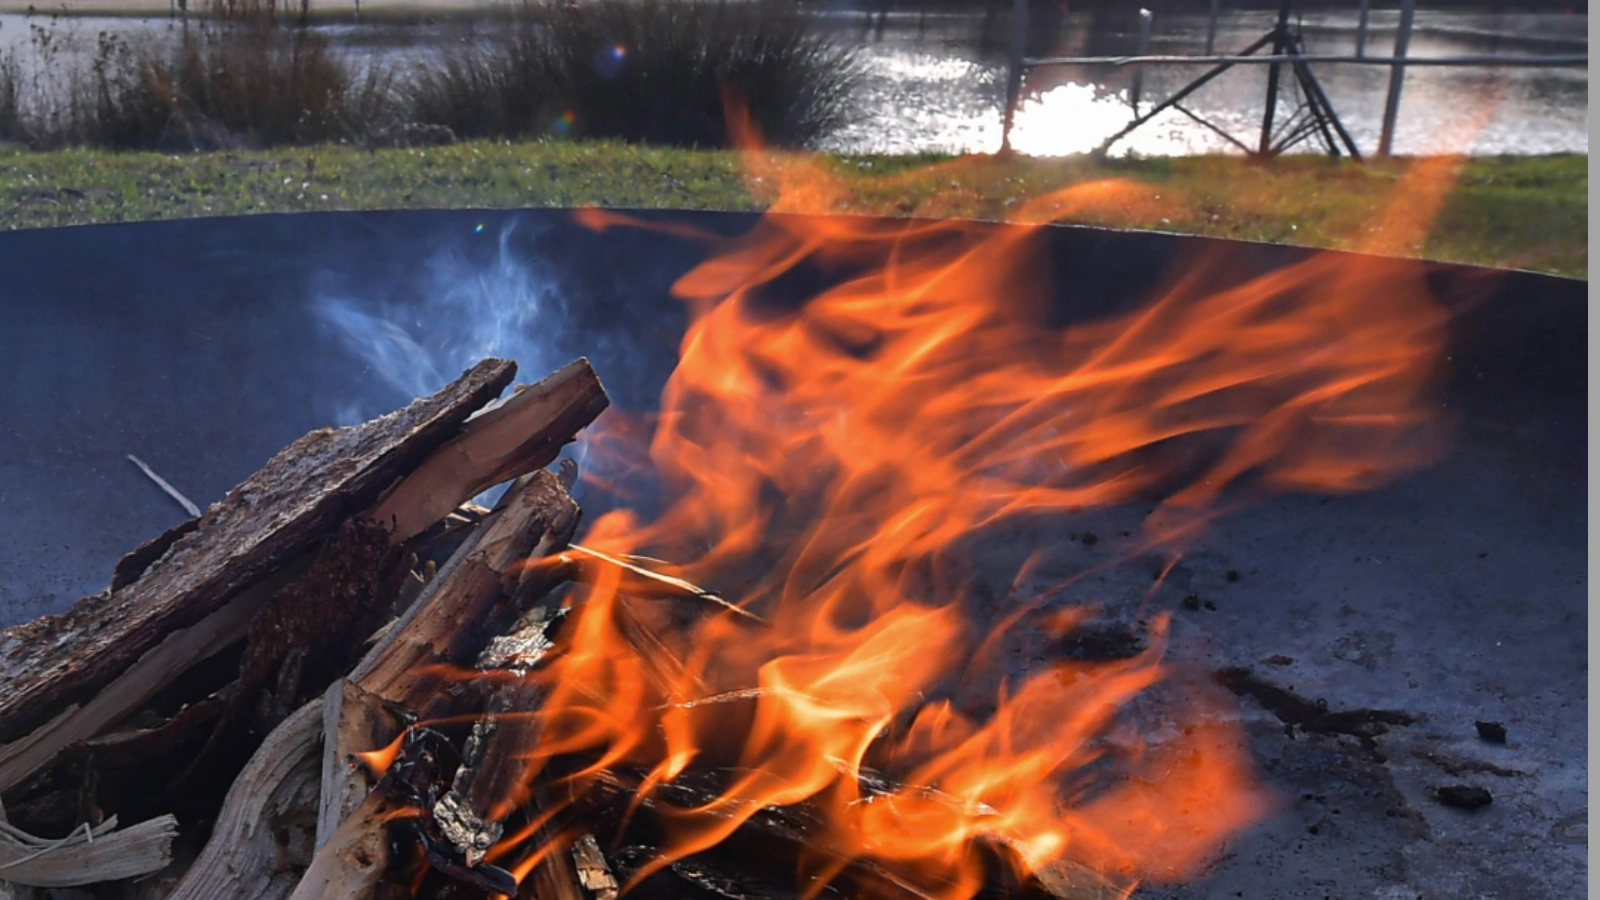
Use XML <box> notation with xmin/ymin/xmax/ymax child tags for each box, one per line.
<box><xmin>287</xmin><ymin>784</ymin><xmax>404</xmax><ymax>900</ymax></box>
<box><xmin>0</xmin><ymin>359</ymin><xmax>607</xmax><ymax>810</ymax></box>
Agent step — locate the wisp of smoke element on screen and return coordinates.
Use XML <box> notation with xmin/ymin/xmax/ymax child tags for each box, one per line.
<box><xmin>312</xmin><ymin>218</ymin><xmax>576</xmax><ymax>505</ymax></box>
<box><xmin>313</xmin><ymin>218</ymin><xmax>562</xmax><ymax>425</ymax></box>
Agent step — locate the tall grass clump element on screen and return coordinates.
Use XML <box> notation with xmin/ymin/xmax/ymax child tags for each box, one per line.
<box><xmin>100</xmin><ymin>23</ymin><xmax>391</xmax><ymax>149</ymax></box>
<box><xmin>0</xmin><ymin>52</ymin><xmax>23</xmax><ymax>145</ymax></box>
<box><xmin>6</xmin><ymin>21</ymin><xmax>390</xmax><ymax>150</ymax></box>
<box><xmin>408</xmin><ymin>0</ymin><xmax>863</xmax><ymax>148</ymax></box>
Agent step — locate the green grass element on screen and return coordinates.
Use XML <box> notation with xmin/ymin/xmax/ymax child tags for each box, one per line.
<box><xmin>0</xmin><ymin>142</ymin><xmax>1584</xmax><ymax>277</ymax></box>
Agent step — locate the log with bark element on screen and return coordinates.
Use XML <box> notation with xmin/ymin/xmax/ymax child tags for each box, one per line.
<box><xmin>0</xmin><ymin>357</ymin><xmax>608</xmax><ymax>898</ymax></box>
<box><xmin>0</xmin><ymin>358</ymin><xmax>516</xmax><ymax>750</ymax></box>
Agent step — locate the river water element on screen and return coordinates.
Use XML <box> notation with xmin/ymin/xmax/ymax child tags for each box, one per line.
<box><xmin>0</xmin><ymin>6</ymin><xmax>1586</xmax><ymax>156</ymax></box>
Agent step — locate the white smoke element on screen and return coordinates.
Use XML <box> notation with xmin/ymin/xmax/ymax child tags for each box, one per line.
<box><xmin>313</xmin><ymin>218</ymin><xmax>563</xmax><ymax>426</ymax></box>
<box><xmin>311</xmin><ymin>217</ymin><xmax>583</xmax><ymax>508</ymax></box>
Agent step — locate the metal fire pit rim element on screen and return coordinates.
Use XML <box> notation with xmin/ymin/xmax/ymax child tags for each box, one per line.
<box><xmin>0</xmin><ymin>205</ymin><xmax>1580</xmax><ymax>286</ymax></box>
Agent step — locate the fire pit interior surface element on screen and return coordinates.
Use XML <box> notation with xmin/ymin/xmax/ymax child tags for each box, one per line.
<box><xmin>0</xmin><ymin>210</ymin><xmax>1584</xmax><ymax>899</ymax></box>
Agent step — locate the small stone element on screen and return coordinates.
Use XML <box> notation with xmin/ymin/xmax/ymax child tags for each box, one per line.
<box><xmin>1434</xmin><ymin>785</ymin><xmax>1493</xmax><ymax>810</ymax></box>
<box><xmin>1182</xmin><ymin>594</ymin><xmax>1202</xmax><ymax>611</ymax></box>
<box><xmin>1265</xmin><ymin>654</ymin><xmax>1295</xmax><ymax>666</ymax></box>
<box><xmin>1475</xmin><ymin>720</ymin><xmax>1508</xmax><ymax>743</ymax></box>
<box><xmin>1225</xmin><ymin>569</ymin><xmax>1241</xmax><ymax>582</ymax></box>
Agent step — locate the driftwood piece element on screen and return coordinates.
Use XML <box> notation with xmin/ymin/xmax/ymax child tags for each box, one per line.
<box><xmin>0</xmin><ymin>358</ymin><xmax>518</xmax><ymax>748</ymax></box>
<box><xmin>316</xmin><ymin>471</ymin><xmax>583</xmax><ymax>851</ymax></box>
<box><xmin>166</xmin><ymin>698</ymin><xmax>324</xmax><ymax>900</ymax></box>
<box><xmin>0</xmin><ymin>814</ymin><xmax>178</xmax><ymax>888</ymax></box>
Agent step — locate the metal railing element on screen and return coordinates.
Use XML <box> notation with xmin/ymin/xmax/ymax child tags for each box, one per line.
<box><xmin>1001</xmin><ymin>0</ymin><xmax>1588</xmax><ymax>158</ymax></box>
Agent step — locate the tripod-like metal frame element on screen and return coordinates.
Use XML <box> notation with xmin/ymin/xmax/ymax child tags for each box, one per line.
<box><xmin>1095</xmin><ymin>0</ymin><xmax>1361</xmax><ymax>160</ymax></box>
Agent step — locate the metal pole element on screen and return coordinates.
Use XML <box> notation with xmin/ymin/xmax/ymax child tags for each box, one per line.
<box><xmin>1206</xmin><ymin>0</ymin><xmax>1220</xmax><ymax>56</ymax></box>
<box><xmin>1378</xmin><ymin>0</ymin><xmax>1416</xmax><ymax>156</ymax></box>
<box><xmin>1355</xmin><ymin>0</ymin><xmax>1370</xmax><ymax>57</ymax></box>
<box><xmin>1001</xmin><ymin>0</ymin><xmax>1028</xmax><ymax>153</ymax></box>
<box><xmin>1258</xmin><ymin>0</ymin><xmax>1290</xmax><ymax>156</ymax></box>
<box><xmin>1131</xmin><ymin>8</ymin><xmax>1154</xmax><ymax>113</ymax></box>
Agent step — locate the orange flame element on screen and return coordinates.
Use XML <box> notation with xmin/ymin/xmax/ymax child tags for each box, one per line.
<box><xmin>354</xmin><ymin>732</ymin><xmax>409</xmax><ymax>779</ymax></box>
<box><xmin>464</xmin><ymin>123</ymin><xmax>1462</xmax><ymax>896</ymax></box>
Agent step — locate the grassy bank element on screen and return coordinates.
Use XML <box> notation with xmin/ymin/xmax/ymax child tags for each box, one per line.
<box><xmin>0</xmin><ymin>142</ymin><xmax>1585</xmax><ymax>277</ymax></box>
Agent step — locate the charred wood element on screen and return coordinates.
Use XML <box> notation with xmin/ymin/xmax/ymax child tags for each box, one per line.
<box><xmin>580</xmin><ymin>765</ymin><xmax>1114</xmax><ymax>900</ymax></box>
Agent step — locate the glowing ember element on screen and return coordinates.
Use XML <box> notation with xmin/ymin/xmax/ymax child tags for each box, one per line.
<box><xmin>395</xmin><ymin>122</ymin><xmax>1467</xmax><ymax>897</ymax></box>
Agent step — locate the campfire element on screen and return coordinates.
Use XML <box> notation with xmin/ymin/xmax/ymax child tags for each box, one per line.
<box><xmin>0</xmin><ymin>148</ymin><xmax>1459</xmax><ymax>900</ymax></box>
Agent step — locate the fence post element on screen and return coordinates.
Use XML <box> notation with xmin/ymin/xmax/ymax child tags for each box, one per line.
<box><xmin>1378</xmin><ymin>0</ymin><xmax>1416</xmax><ymax>156</ymax></box>
<box><xmin>1355</xmin><ymin>0</ymin><xmax>1370</xmax><ymax>57</ymax></box>
<box><xmin>1131</xmin><ymin>8</ymin><xmax>1153</xmax><ymax>113</ymax></box>
<box><xmin>1001</xmin><ymin>0</ymin><xmax>1027</xmax><ymax>152</ymax></box>
<box><xmin>1206</xmin><ymin>0</ymin><xmax>1219</xmax><ymax>56</ymax></box>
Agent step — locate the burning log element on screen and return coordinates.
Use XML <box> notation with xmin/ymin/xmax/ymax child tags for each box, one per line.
<box><xmin>290</xmin><ymin>785</ymin><xmax>406</xmax><ymax>900</ymax></box>
<box><xmin>436</xmin><ymin>602</ymin><xmax>565</xmax><ymax>866</ymax></box>
<box><xmin>315</xmin><ymin>471</ymin><xmax>581</xmax><ymax>847</ymax></box>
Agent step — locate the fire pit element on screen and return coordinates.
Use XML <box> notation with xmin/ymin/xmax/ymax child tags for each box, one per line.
<box><xmin>0</xmin><ymin>203</ymin><xmax>1584</xmax><ymax>900</ymax></box>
